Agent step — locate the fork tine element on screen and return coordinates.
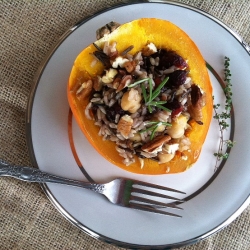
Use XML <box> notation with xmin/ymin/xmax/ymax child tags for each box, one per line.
<box><xmin>130</xmin><ymin>195</ymin><xmax>183</xmax><ymax>210</ymax></box>
<box><xmin>132</xmin><ymin>180</ymin><xmax>186</xmax><ymax>194</ymax></box>
<box><xmin>130</xmin><ymin>203</ymin><xmax>182</xmax><ymax>217</ymax></box>
<box><xmin>132</xmin><ymin>187</ymin><xmax>183</xmax><ymax>201</ymax></box>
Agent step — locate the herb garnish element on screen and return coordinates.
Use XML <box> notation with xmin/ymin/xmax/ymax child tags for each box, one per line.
<box><xmin>139</xmin><ymin>121</ymin><xmax>172</xmax><ymax>140</ymax></box>
<box><xmin>128</xmin><ymin>77</ymin><xmax>171</xmax><ymax>113</ymax></box>
<box><xmin>213</xmin><ymin>56</ymin><xmax>235</xmax><ymax>169</ymax></box>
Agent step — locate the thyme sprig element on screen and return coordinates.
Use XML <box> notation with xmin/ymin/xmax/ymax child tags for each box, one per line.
<box><xmin>128</xmin><ymin>77</ymin><xmax>171</xmax><ymax>113</ymax></box>
<box><xmin>139</xmin><ymin>121</ymin><xmax>172</xmax><ymax>140</ymax></box>
<box><xmin>213</xmin><ymin>56</ymin><xmax>235</xmax><ymax>169</ymax></box>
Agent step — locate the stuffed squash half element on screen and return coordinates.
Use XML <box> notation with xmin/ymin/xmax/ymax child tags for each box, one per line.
<box><xmin>68</xmin><ymin>18</ymin><xmax>213</xmax><ymax>175</ymax></box>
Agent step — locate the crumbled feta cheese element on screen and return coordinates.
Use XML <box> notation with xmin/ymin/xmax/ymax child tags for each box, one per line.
<box><xmin>147</xmin><ymin>42</ymin><xmax>157</xmax><ymax>53</ymax></box>
<box><xmin>181</xmin><ymin>155</ymin><xmax>188</xmax><ymax>160</ymax></box>
<box><xmin>184</xmin><ymin>77</ymin><xmax>191</xmax><ymax>85</ymax></box>
<box><xmin>164</xmin><ymin>143</ymin><xmax>179</xmax><ymax>154</ymax></box>
<box><xmin>112</xmin><ymin>56</ymin><xmax>129</xmax><ymax>68</ymax></box>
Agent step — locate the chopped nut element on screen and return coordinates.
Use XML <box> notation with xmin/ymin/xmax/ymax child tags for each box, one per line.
<box><xmin>112</xmin><ymin>77</ymin><xmax>121</xmax><ymax>89</ymax></box>
<box><xmin>124</xmin><ymin>60</ymin><xmax>137</xmax><ymax>73</ymax></box>
<box><xmin>155</xmin><ymin>123</ymin><xmax>166</xmax><ymax>133</ymax></box>
<box><xmin>103</xmin><ymin>41</ymin><xmax>118</xmax><ymax>58</ymax></box>
<box><xmin>121</xmin><ymin>88</ymin><xmax>142</xmax><ymax>113</ymax></box>
<box><xmin>188</xmin><ymin>84</ymin><xmax>205</xmax><ymax>124</ymax></box>
<box><xmin>129</xmin><ymin>132</ymin><xmax>142</xmax><ymax>142</ymax></box>
<box><xmin>117</xmin><ymin>75</ymin><xmax>132</xmax><ymax>92</ymax></box>
<box><xmin>142</xmin><ymin>42</ymin><xmax>157</xmax><ymax>56</ymax></box>
<box><xmin>166</xmin><ymin>114</ymin><xmax>188</xmax><ymax>139</ymax></box>
<box><xmin>163</xmin><ymin>143</ymin><xmax>179</xmax><ymax>154</ymax></box>
<box><xmin>117</xmin><ymin>115</ymin><xmax>133</xmax><ymax>138</ymax></box>
<box><xmin>101</xmin><ymin>68</ymin><xmax>118</xmax><ymax>84</ymax></box>
<box><xmin>141</xmin><ymin>135</ymin><xmax>171</xmax><ymax>153</ymax></box>
<box><xmin>76</xmin><ymin>80</ymin><xmax>93</xmax><ymax>99</ymax></box>
<box><xmin>93</xmin><ymin>76</ymin><xmax>103</xmax><ymax>91</ymax></box>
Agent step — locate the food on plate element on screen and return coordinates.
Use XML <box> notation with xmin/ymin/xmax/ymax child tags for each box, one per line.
<box><xmin>67</xmin><ymin>18</ymin><xmax>213</xmax><ymax>174</ymax></box>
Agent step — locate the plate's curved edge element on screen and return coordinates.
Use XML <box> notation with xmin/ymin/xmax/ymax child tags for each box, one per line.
<box><xmin>25</xmin><ymin>1</ymin><xmax>250</xmax><ymax>249</ymax></box>
<box><xmin>146</xmin><ymin>0</ymin><xmax>250</xmax><ymax>55</ymax></box>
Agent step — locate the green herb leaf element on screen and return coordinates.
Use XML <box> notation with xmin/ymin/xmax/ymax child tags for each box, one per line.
<box><xmin>148</xmin><ymin>78</ymin><xmax>153</xmax><ymax>102</ymax></box>
<box><xmin>127</xmin><ymin>78</ymin><xmax>149</xmax><ymax>88</ymax></box>
<box><xmin>150</xmin><ymin>125</ymin><xmax>159</xmax><ymax>140</ymax></box>
<box><xmin>153</xmin><ymin>77</ymin><xmax>169</xmax><ymax>95</ymax></box>
<box><xmin>151</xmin><ymin>90</ymin><xmax>161</xmax><ymax>101</ymax></box>
<box><xmin>141</xmin><ymin>84</ymin><xmax>148</xmax><ymax>103</ymax></box>
<box><xmin>148</xmin><ymin>101</ymin><xmax>168</xmax><ymax>106</ymax></box>
<box><xmin>155</xmin><ymin>104</ymin><xmax>171</xmax><ymax>112</ymax></box>
<box><xmin>128</xmin><ymin>76</ymin><xmax>170</xmax><ymax>114</ymax></box>
<box><xmin>139</xmin><ymin>121</ymin><xmax>171</xmax><ymax>140</ymax></box>
<box><xmin>214</xmin><ymin>56</ymin><xmax>235</xmax><ymax>170</ymax></box>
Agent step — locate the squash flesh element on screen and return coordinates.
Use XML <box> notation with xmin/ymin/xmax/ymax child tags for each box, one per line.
<box><xmin>68</xmin><ymin>18</ymin><xmax>213</xmax><ymax>174</ymax></box>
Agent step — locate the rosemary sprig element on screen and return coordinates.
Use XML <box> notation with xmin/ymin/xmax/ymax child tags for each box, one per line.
<box><xmin>145</xmin><ymin>77</ymin><xmax>170</xmax><ymax>113</ymax></box>
<box><xmin>213</xmin><ymin>56</ymin><xmax>235</xmax><ymax>169</ymax></box>
<box><xmin>127</xmin><ymin>78</ymin><xmax>149</xmax><ymax>88</ymax></box>
<box><xmin>128</xmin><ymin>77</ymin><xmax>171</xmax><ymax>113</ymax></box>
<box><xmin>139</xmin><ymin>121</ymin><xmax>172</xmax><ymax>140</ymax></box>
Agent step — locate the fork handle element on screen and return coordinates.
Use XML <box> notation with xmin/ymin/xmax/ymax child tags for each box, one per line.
<box><xmin>0</xmin><ymin>159</ymin><xmax>104</xmax><ymax>191</ymax></box>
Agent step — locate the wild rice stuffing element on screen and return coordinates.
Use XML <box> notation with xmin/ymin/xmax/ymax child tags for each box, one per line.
<box><xmin>78</xmin><ymin>41</ymin><xmax>205</xmax><ymax>166</ymax></box>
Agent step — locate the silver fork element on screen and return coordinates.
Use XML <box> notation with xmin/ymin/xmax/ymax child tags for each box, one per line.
<box><xmin>0</xmin><ymin>159</ymin><xmax>186</xmax><ymax>217</ymax></box>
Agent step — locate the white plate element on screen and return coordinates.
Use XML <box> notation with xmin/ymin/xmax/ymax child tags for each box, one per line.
<box><xmin>26</xmin><ymin>1</ymin><xmax>250</xmax><ymax>248</ymax></box>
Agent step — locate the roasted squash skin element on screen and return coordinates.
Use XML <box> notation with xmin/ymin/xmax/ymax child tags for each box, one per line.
<box><xmin>68</xmin><ymin>18</ymin><xmax>213</xmax><ymax>174</ymax></box>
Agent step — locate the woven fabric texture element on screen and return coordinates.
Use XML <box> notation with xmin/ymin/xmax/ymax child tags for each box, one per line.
<box><xmin>0</xmin><ymin>0</ymin><xmax>249</xmax><ymax>249</ymax></box>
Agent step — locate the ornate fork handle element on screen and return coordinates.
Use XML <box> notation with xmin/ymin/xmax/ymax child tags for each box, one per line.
<box><xmin>0</xmin><ymin>159</ymin><xmax>105</xmax><ymax>192</ymax></box>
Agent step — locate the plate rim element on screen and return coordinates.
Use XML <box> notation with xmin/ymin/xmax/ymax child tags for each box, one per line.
<box><xmin>25</xmin><ymin>1</ymin><xmax>250</xmax><ymax>249</ymax></box>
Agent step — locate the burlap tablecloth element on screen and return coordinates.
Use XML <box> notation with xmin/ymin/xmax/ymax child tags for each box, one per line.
<box><xmin>0</xmin><ymin>0</ymin><xmax>249</xmax><ymax>249</ymax></box>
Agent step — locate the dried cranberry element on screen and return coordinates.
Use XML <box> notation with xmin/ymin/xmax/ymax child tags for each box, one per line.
<box><xmin>171</xmin><ymin>107</ymin><xmax>183</xmax><ymax>117</ymax></box>
<box><xmin>165</xmin><ymin>99</ymin><xmax>180</xmax><ymax>110</ymax></box>
<box><xmin>154</xmin><ymin>77</ymin><xmax>162</xmax><ymax>87</ymax></box>
<box><xmin>105</xmin><ymin>102</ymin><xmax>125</xmax><ymax>122</ymax></box>
<box><xmin>165</xmin><ymin>99</ymin><xmax>183</xmax><ymax>117</ymax></box>
<box><xmin>158</xmin><ymin>50</ymin><xmax>187</xmax><ymax>70</ymax></box>
<box><xmin>168</xmin><ymin>70</ymin><xmax>188</xmax><ymax>87</ymax></box>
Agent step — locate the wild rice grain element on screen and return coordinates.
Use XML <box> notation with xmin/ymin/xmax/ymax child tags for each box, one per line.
<box><xmin>131</xmin><ymin>112</ymin><xmax>139</xmax><ymax>119</ymax></box>
<box><xmin>104</xmin><ymin>95</ymin><xmax>109</xmax><ymax>105</ymax></box>
<box><xmin>150</xmin><ymin>57</ymin><xmax>155</xmax><ymax>65</ymax></box>
<box><xmin>94</xmin><ymin>121</ymin><xmax>102</xmax><ymax>127</ymax></box>
<box><xmin>98</xmin><ymin>105</ymin><xmax>106</xmax><ymax>114</ymax></box>
<box><xmin>108</xmin><ymin>98</ymin><xmax>116</xmax><ymax>107</ymax></box>
<box><xmin>109</xmin><ymin>123</ymin><xmax>117</xmax><ymax>129</ymax></box>
<box><xmin>97</xmin><ymin>108</ymin><xmax>102</xmax><ymax>120</ymax></box>
<box><xmin>115</xmin><ymin>114</ymin><xmax>120</xmax><ymax>124</ymax></box>
<box><xmin>110</xmin><ymin>135</ymin><xmax>118</xmax><ymax>141</ymax></box>
<box><xmin>163</xmin><ymin>66</ymin><xmax>175</xmax><ymax>74</ymax></box>
<box><xmin>116</xmin><ymin>146</ymin><xmax>125</xmax><ymax>153</ymax></box>
<box><xmin>85</xmin><ymin>102</ymin><xmax>92</xmax><ymax>120</ymax></box>
<box><xmin>115</xmin><ymin>91</ymin><xmax>123</xmax><ymax>100</ymax></box>
<box><xmin>155</xmin><ymin>57</ymin><xmax>159</xmax><ymax>66</ymax></box>
<box><xmin>116</xmin><ymin>133</ymin><xmax>126</xmax><ymax>141</ymax></box>
<box><xmin>91</xmin><ymin>97</ymin><xmax>101</xmax><ymax>103</ymax></box>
